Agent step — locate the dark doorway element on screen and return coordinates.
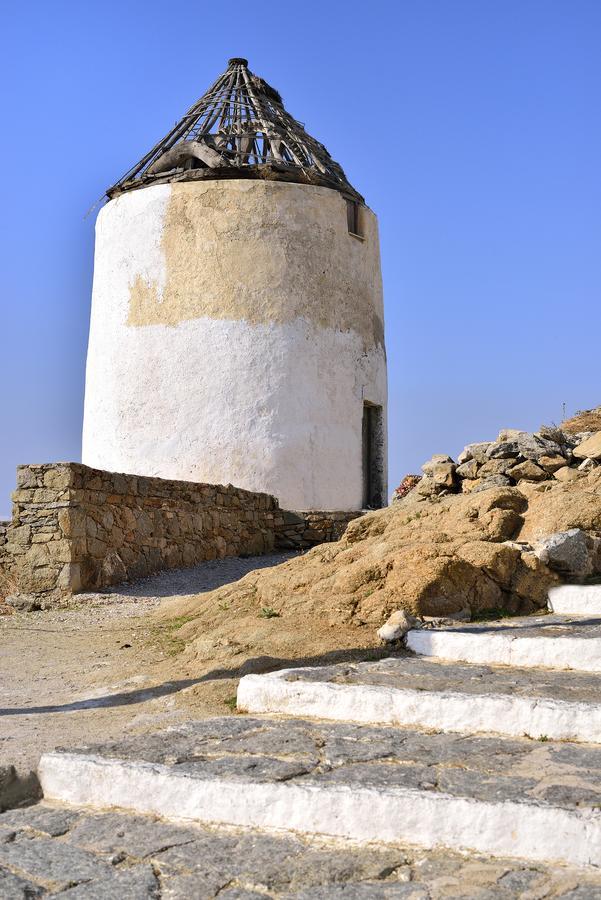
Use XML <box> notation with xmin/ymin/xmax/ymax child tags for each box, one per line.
<box><xmin>362</xmin><ymin>403</ymin><xmax>384</xmax><ymax>508</ymax></box>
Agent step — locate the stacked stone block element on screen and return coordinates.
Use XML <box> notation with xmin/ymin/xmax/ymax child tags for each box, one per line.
<box><xmin>1</xmin><ymin>463</ymin><xmax>279</xmax><ymax>605</ymax></box>
<box><xmin>275</xmin><ymin>509</ymin><xmax>361</xmax><ymax>550</ymax></box>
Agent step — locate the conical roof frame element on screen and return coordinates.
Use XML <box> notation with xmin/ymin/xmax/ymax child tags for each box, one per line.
<box><xmin>107</xmin><ymin>58</ymin><xmax>363</xmax><ymax>202</ymax></box>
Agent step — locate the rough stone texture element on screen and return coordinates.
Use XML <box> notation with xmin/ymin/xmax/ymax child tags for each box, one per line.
<box><xmin>2</xmin><ymin>803</ymin><xmax>601</xmax><ymax>898</ymax></box>
<box><xmin>398</xmin><ymin>429</ymin><xmax>601</xmax><ymax>501</ymax></box>
<box><xmin>554</xmin><ymin>466</ymin><xmax>582</xmax><ymax>483</ymax></box>
<box><xmin>420</xmin><ymin>455</ymin><xmax>454</xmax><ymax>475</ymax></box>
<box><xmin>535</xmin><ymin>529</ymin><xmax>598</xmax><ymax>579</ymax></box>
<box><xmin>538</xmin><ymin>455</ymin><xmax>568</xmax><ymax>473</ymax></box>
<box><xmin>517</xmin><ymin>433</ymin><xmax>564</xmax><ymax>461</ymax></box>
<box><xmin>377</xmin><ymin>610</ymin><xmax>420</xmax><ymax>642</ymax></box>
<box><xmin>82</xmin><ymin>180</ymin><xmax>387</xmax><ymax>512</ymax></box>
<box><xmin>167</xmin><ymin>484</ymin><xmax>571</xmax><ymax>636</ymax></box>
<box><xmin>457</xmin><ymin>442</ymin><xmax>492</xmax><ymax>464</ymax></box>
<box><xmin>0</xmin><ymin>765</ymin><xmax>41</xmax><ymax>813</ymax></box>
<box><xmin>45</xmin><ymin>715</ymin><xmax>601</xmax><ymax>810</ymax></box>
<box><xmin>507</xmin><ymin>460</ymin><xmax>547</xmax><ymax>482</ymax></box>
<box><xmin>263</xmin><ymin>655</ymin><xmax>601</xmax><ymax>707</ymax></box>
<box><xmin>573</xmin><ymin>432</ymin><xmax>601</xmax><ymax>461</ymax></box>
<box><xmin>274</xmin><ymin>510</ymin><xmax>361</xmax><ymax>551</ymax></box>
<box><xmin>486</xmin><ymin>440</ymin><xmax>520</xmax><ymax>459</ymax></box>
<box><xmin>414</xmin><ymin>611</ymin><xmax>601</xmax><ymax>637</ymax></box>
<box><xmin>472</xmin><ymin>475</ymin><xmax>512</xmax><ymax>492</ymax></box>
<box><xmin>1</xmin><ymin>463</ymin><xmax>279</xmax><ymax>603</ymax></box>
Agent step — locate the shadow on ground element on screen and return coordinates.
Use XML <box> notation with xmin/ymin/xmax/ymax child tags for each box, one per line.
<box><xmin>101</xmin><ymin>552</ymin><xmax>298</xmax><ymax>599</ymax></box>
<box><xmin>0</xmin><ymin>647</ymin><xmax>401</xmax><ymax>718</ymax></box>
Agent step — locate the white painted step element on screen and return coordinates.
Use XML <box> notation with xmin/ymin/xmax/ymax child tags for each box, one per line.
<box><xmin>406</xmin><ymin>613</ymin><xmax>601</xmax><ymax>672</ymax></box>
<box><xmin>548</xmin><ymin>584</ymin><xmax>601</xmax><ymax>616</ymax></box>
<box><xmin>39</xmin><ymin>717</ymin><xmax>601</xmax><ymax>867</ymax></box>
<box><xmin>237</xmin><ymin>657</ymin><xmax>601</xmax><ymax>742</ymax></box>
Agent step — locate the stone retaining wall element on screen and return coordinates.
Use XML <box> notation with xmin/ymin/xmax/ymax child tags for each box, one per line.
<box><xmin>275</xmin><ymin>510</ymin><xmax>362</xmax><ymax>550</ymax></box>
<box><xmin>1</xmin><ymin>463</ymin><xmax>279</xmax><ymax>605</ymax></box>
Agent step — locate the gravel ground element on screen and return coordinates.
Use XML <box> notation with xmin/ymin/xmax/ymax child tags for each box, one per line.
<box><xmin>0</xmin><ymin>554</ymin><xmax>294</xmax><ymax>776</ymax></box>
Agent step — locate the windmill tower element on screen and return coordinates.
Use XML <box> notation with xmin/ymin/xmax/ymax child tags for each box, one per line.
<box><xmin>82</xmin><ymin>58</ymin><xmax>387</xmax><ymax>511</ymax></box>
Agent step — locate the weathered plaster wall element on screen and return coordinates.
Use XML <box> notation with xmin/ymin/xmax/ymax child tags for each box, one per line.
<box><xmin>1</xmin><ymin>463</ymin><xmax>278</xmax><ymax>605</ymax></box>
<box><xmin>82</xmin><ymin>180</ymin><xmax>387</xmax><ymax>511</ymax></box>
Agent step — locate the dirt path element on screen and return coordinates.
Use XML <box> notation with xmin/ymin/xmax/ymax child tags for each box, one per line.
<box><xmin>0</xmin><ymin>554</ymin><xmax>296</xmax><ymax>774</ymax></box>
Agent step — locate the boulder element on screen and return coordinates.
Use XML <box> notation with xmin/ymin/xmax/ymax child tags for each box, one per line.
<box><xmin>417</xmin><ymin>461</ymin><xmax>456</xmax><ymax>495</ymax></box>
<box><xmin>478</xmin><ymin>459</ymin><xmax>516</xmax><ymax>478</ymax></box>
<box><xmin>537</xmin><ymin>455</ymin><xmax>567</xmax><ymax>474</ymax></box>
<box><xmin>100</xmin><ymin>550</ymin><xmax>127</xmax><ymax>585</ymax></box>
<box><xmin>512</xmin><ymin>551</ymin><xmax>559</xmax><ymax>607</ymax></box>
<box><xmin>553</xmin><ymin>466</ymin><xmax>582</xmax><ymax>483</ymax></box>
<box><xmin>457</xmin><ymin>443</ymin><xmax>493</xmax><ymax>465</ymax></box>
<box><xmin>456</xmin><ymin>460</ymin><xmax>479</xmax><ymax>479</ymax></box>
<box><xmin>534</xmin><ymin>529</ymin><xmax>596</xmax><ymax>579</ymax></box>
<box><xmin>497</xmin><ymin>429</ymin><xmax>524</xmax><ymax>442</ymax></box>
<box><xmin>578</xmin><ymin>458</ymin><xmax>598</xmax><ymax>472</ymax></box>
<box><xmin>461</xmin><ymin>478</ymin><xmax>483</xmax><ymax>494</ymax></box>
<box><xmin>486</xmin><ymin>441</ymin><xmax>520</xmax><ymax>460</ymax></box>
<box><xmin>431</xmin><ymin>462</ymin><xmax>456</xmax><ymax>488</ymax></box>
<box><xmin>421</xmin><ymin>454</ymin><xmax>455</xmax><ymax>475</ymax></box>
<box><xmin>5</xmin><ymin>593</ymin><xmax>42</xmax><ymax>612</ymax></box>
<box><xmin>574</xmin><ymin>431</ymin><xmax>595</xmax><ymax>443</ymax></box>
<box><xmin>377</xmin><ymin>609</ymin><xmax>421</xmax><ymax>642</ymax></box>
<box><xmin>517</xmin><ymin>432</ymin><xmax>564</xmax><ymax>461</ymax></box>
<box><xmin>507</xmin><ymin>460</ymin><xmax>547</xmax><ymax>482</ymax></box>
<box><xmin>472</xmin><ymin>475</ymin><xmax>512</xmax><ymax>493</ymax></box>
<box><xmin>415</xmin><ymin>477</ymin><xmax>438</xmax><ymax>498</ymax></box>
<box><xmin>538</xmin><ymin>425</ymin><xmax>567</xmax><ymax>443</ymax></box>
<box><xmin>573</xmin><ymin>432</ymin><xmax>601</xmax><ymax>461</ymax></box>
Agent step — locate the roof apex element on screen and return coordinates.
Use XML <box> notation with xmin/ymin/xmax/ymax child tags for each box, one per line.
<box><xmin>107</xmin><ymin>58</ymin><xmax>362</xmax><ymax>201</ymax></box>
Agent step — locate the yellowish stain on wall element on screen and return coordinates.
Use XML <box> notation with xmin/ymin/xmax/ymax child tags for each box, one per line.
<box><xmin>128</xmin><ymin>181</ymin><xmax>384</xmax><ymax>350</ymax></box>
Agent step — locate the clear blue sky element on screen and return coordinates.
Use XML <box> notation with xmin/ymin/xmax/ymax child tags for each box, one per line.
<box><xmin>1</xmin><ymin>0</ymin><xmax>600</xmax><ymax>517</ymax></box>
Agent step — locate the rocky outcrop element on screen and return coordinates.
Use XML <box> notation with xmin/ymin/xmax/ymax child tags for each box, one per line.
<box><xmin>562</xmin><ymin>406</ymin><xmax>601</xmax><ymax>435</ymax></box>
<box><xmin>408</xmin><ymin>427</ymin><xmax>599</xmax><ymax>500</ymax></box>
<box><xmin>166</xmin><ymin>432</ymin><xmax>601</xmax><ymax>646</ymax></box>
<box><xmin>534</xmin><ymin>529</ymin><xmax>601</xmax><ymax>580</ymax></box>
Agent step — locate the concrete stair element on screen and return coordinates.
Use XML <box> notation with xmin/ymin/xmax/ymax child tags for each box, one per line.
<box><xmin>405</xmin><ymin>614</ymin><xmax>601</xmax><ymax>672</ymax></box>
<box><xmin>38</xmin><ymin>717</ymin><xmax>601</xmax><ymax>868</ymax></box>
<box><xmin>549</xmin><ymin>584</ymin><xmax>601</xmax><ymax>615</ymax></box>
<box><xmin>237</xmin><ymin>656</ymin><xmax>601</xmax><ymax>742</ymax></box>
<box><xmin>37</xmin><ymin>582</ymin><xmax>601</xmax><ymax>869</ymax></box>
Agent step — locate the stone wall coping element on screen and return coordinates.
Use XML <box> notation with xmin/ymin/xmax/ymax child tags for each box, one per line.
<box><xmin>16</xmin><ymin>463</ymin><xmax>278</xmax><ymax>505</ymax></box>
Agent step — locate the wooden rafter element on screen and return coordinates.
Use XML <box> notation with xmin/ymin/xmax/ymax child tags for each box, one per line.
<box><xmin>107</xmin><ymin>58</ymin><xmax>361</xmax><ymax>201</ymax></box>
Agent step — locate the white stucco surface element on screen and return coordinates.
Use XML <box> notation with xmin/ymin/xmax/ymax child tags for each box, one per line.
<box><xmin>82</xmin><ymin>181</ymin><xmax>386</xmax><ymax>510</ymax></box>
<box><xmin>548</xmin><ymin>584</ymin><xmax>601</xmax><ymax>616</ymax></box>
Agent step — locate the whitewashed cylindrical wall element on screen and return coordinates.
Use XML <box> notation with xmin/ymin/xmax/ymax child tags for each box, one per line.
<box><xmin>82</xmin><ymin>180</ymin><xmax>386</xmax><ymax>510</ymax></box>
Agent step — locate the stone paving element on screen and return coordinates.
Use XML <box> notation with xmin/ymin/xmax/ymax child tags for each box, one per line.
<box><xmin>43</xmin><ymin>716</ymin><xmax>601</xmax><ymax>809</ymax></box>
<box><xmin>277</xmin><ymin>656</ymin><xmax>601</xmax><ymax>703</ymax></box>
<box><xmin>1</xmin><ymin>802</ymin><xmax>601</xmax><ymax>898</ymax></box>
<box><xmin>419</xmin><ymin>613</ymin><xmax>601</xmax><ymax>640</ymax></box>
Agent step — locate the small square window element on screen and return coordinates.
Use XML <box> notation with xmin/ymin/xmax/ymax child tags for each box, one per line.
<box><xmin>346</xmin><ymin>199</ymin><xmax>361</xmax><ymax>236</ymax></box>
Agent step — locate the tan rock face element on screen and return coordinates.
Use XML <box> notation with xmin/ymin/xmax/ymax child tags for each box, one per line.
<box><xmin>166</xmin><ymin>482</ymin><xmax>598</xmax><ymax>645</ymax></box>
<box><xmin>507</xmin><ymin>460</ymin><xmax>547</xmax><ymax>482</ymax></box>
<box><xmin>553</xmin><ymin>466</ymin><xmax>581</xmax><ymax>483</ymax></box>
<box><xmin>538</xmin><ymin>455</ymin><xmax>567</xmax><ymax>474</ymax></box>
<box><xmin>518</xmin><ymin>470</ymin><xmax>601</xmax><ymax>541</ymax></box>
<box><xmin>573</xmin><ymin>432</ymin><xmax>601</xmax><ymax>460</ymax></box>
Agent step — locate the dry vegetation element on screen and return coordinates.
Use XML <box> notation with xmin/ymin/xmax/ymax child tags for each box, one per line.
<box><xmin>561</xmin><ymin>406</ymin><xmax>601</xmax><ymax>434</ymax></box>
